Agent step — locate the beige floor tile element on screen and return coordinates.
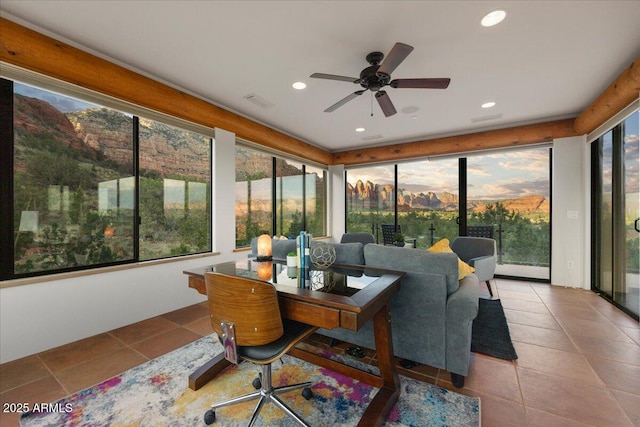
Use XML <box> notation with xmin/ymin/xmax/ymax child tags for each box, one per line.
<box><xmin>518</xmin><ymin>367</ymin><xmax>633</xmax><ymax>426</ymax></box>
<box><xmin>131</xmin><ymin>327</ymin><xmax>201</xmax><ymax>359</ymax></box>
<box><xmin>183</xmin><ymin>315</ymin><xmax>215</xmax><ymax>337</ymax></box>
<box><xmin>467</xmin><ymin>391</ymin><xmax>527</xmax><ymax>427</ymax></box>
<box><xmin>525</xmin><ymin>407</ymin><xmax>594</xmax><ymax>427</ymax></box>
<box><xmin>545</xmin><ymin>302</ymin><xmax>609</xmax><ymax>322</ymax></box>
<box><xmin>495</xmin><ymin>281</ymin><xmax>535</xmax><ymax>292</ymax></box>
<box><xmin>586</xmin><ymin>355</ymin><xmax>640</xmax><ymax>395</ymax></box>
<box><xmin>110</xmin><ymin>316</ymin><xmax>178</xmax><ymax>344</ymax></box>
<box><xmin>508</xmin><ymin>323</ymin><xmax>577</xmax><ymax>352</ymax></box>
<box><xmin>55</xmin><ymin>347</ymin><xmax>147</xmax><ymax>394</ymax></box>
<box><xmin>461</xmin><ymin>354</ymin><xmax>521</xmax><ymax>403</ymax></box>
<box><xmin>161</xmin><ymin>304</ymin><xmax>210</xmax><ymax>325</ymax></box>
<box><xmin>610</xmin><ymin>389</ymin><xmax>640</xmax><ymax>427</ymax></box>
<box><xmin>504</xmin><ymin>308</ymin><xmax>561</xmax><ymax>330</ymax></box>
<box><xmin>620</xmin><ymin>326</ymin><xmax>640</xmax><ymax>345</ymax></box>
<box><xmin>0</xmin><ymin>355</ymin><xmax>50</xmax><ymax>393</ymax></box>
<box><xmin>499</xmin><ymin>289</ymin><xmax>543</xmax><ymax>302</ymax></box>
<box><xmin>500</xmin><ymin>299</ymin><xmax>550</xmax><ymax>314</ymax></box>
<box><xmin>558</xmin><ymin>317</ymin><xmax>636</xmax><ymax>343</ymax></box>
<box><xmin>39</xmin><ymin>333</ymin><xmax>126</xmax><ymax>372</ymax></box>
<box><xmin>571</xmin><ymin>334</ymin><xmax>640</xmax><ymax>366</ymax></box>
<box><xmin>0</xmin><ymin>376</ymin><xmax>67</xmax><ymax>427</ymax></box>
<box><xmin>513</xmin><ymin>342</ymin><xmax>604</xmax><ymax>386</ymax></box>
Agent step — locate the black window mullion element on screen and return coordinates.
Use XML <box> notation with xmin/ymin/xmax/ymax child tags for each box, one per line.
<box><xmin>302</xmin><ymin>165</ymin><xmax>307</xmax><ymax>232</ymax></box>
<box><xmin>393</xmin><ymin>164</ymin><xmax>398</xmax><ymax>230</ymax></box>
<box><xmin>459</xmin><ymin>157</ymin><xmax>468</xmax><ymax>235</ymax></box>
<box><xmin>271</xmin><ymin>157</ymin><xmax>277</xmax><ymax>236</ymax></box>
<box><xmin>133</xmin><ymin>116</ymin><xmax>140</xmax><ymax>260</ymax></box>
<box><xmin>0</xmin><ymin>79</ymin><xmax>14</xmax><ymax>280</ymax></box>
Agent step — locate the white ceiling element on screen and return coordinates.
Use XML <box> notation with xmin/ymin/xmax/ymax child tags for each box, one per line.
<box><xmin>2</xmin><ymin>1</ymin><xmax>639</xmax><ymax>152</ymax></box>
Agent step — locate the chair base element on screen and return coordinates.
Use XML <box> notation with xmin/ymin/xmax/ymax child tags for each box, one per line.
<box><xmin>204</xmin><ymin>363</ymin><xmax>312</xmax><ymax>426</ymax></box>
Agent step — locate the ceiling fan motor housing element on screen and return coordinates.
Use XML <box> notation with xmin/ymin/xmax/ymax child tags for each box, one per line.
<box><xmin>360</xmin><ymin>51</ymin><xmax>391</xmax><ymax>92</ymax></box>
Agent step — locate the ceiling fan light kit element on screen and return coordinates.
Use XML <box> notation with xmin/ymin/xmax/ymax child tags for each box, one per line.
<box><xmin>310</xmin><ymin>42</ymin><xmax>451</xmax><ymax>117</ymax></box>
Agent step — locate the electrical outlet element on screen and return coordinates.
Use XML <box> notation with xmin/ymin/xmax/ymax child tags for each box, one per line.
<box><xmin>567</xmin><ymin>261</ymin><xmax>574</xmax><ymax>269</ymax></box>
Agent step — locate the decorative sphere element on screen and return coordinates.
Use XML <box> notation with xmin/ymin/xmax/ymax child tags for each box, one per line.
<box><xmin>310</xmin><ymin>242</ymin><xmax>336</xmax><ymax>268</ymax></box>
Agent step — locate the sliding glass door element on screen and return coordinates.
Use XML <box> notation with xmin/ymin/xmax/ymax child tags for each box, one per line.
<box><xmin>593</xmin><ymin>111</ymin><xmax>639</xmax><ymax>318</ymax></box>
<box><xmin>466</xmin><ymin>147</ymin><xmax>551</xmax><ymax>280</ymax></box>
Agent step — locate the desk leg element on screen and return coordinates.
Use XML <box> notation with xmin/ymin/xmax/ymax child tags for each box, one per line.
<box><xmin>189</xmin><ymin>352</ymin><xmax>232</xmax><ymax>390</ymax></box>
<box><xmin>358</xmin><ymin>303</ymin><xmax>400</xmax><ymax>427</ymax></box>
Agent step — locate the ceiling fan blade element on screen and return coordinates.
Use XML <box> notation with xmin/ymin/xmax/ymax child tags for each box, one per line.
<box><xmin>390</xmin><ymin>78</ymin><xmax>451</xmax><ymax>89</ymax></box>
<box><xmin>375</xmin><ymin>90</ymin><xmax>397</xmax><ymax>117</ymax></box>
<box><xmin>377</xmin><ymin>42</ymin><xmax>414</xmax><ymax>76</ymax></box>
<box><xmin>310</xmin><ymin>73</ymin><xmax>359</xmax><ymax>83</ymax></box>
<box><xmin>324</xmin><ymin>90</ymin><xmax>366</xmax><ymax>112</ymax></box>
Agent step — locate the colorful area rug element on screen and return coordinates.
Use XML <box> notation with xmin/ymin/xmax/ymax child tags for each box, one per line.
<box><xmin>20</xmin><ymin>335</ymin><xmax>480</xmax><ymax>426</ymax></box>
<box><xmin>471</xmin><ymin>298</ymin><xmax>518</xmax><ymax>360</ymax></box>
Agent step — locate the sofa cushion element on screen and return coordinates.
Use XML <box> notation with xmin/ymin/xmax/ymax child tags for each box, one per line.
<box><xmin>311</xmin><ymin>241</ymin><xmax>364</xmax><ymax>265</ymax></box>
<box><xmin>364</xmin><ymin>244</ymin><xmax>459</xmax><ymax>295</ymax></box>
<box><xmin>427</xmin><ymin>238</ymin><xmax>475</xmax><ymax>280</ymax></box>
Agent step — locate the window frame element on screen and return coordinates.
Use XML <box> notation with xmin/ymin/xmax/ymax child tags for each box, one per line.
<box><xmin>1</xmin><ymin>73</ymin><xmax>214</xmax><ymax>280</ymax></box>
<box><xmin>234</xmin><ymin>142</ymin><xmax>328</xmax><ymax>248</ymax></box>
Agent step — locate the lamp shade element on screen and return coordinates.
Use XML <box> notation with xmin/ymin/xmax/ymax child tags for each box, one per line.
<box><xmin>256</xmin><ymin>234</ymin><xmax>272</xmax><ymax>260</ymax></box>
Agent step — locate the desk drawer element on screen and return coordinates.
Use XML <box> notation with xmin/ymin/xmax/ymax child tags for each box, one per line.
<box><xmin>279</xmin><ymin>297</ymin><xmax>340</xmax><ymax>329</ymax></box>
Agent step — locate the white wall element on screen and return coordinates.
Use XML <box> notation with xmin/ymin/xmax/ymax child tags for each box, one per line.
<box><xmin>328</xmin><ymin>164</ymin><xmax>345</xmax><ymax>241</ymax></box>
<box><xmin>551</xmin><ymin>135</ymin><xmax>590</xmax><ymax>288</ymax></box>
<box><xmin>0</xmin><ymin>128</ymin><xmax>244</xmax><ymax>363</ymax></box>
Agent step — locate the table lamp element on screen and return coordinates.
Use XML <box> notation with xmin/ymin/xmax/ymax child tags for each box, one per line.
<box><xmin>256</xmin><ymin>234</ymin><xmax>272</xmax><ymax>261</ymax></box>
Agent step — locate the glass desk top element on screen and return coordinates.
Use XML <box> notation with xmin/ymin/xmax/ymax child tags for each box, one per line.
<box><xmin>204</xmin><ymin>259</ymin><xmax>384</xmax><ymax>296</ymax></box>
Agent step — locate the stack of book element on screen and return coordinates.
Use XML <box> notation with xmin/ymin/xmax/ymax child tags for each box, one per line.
<box><xmin>296</xmin><ymin>231</ymin><xmax>311</xmax><ymax>288</ymax></box>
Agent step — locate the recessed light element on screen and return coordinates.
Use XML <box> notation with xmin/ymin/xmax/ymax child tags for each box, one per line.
<box><xmin>481</xmin><ymin>10</ymin><xmax>506</xmax><ymax>27</ymax></box>
<box><xmin>481</xmin><ymin>101</ymin><xmax>496</xmax><ymax>109</ymax></box>
<box><xmin>411</xmin><ymin>115</ymin><xmax>419</xmax><ymax>120</ymax></box>
<box><xmin>355</xmin><ymin>127</ymin><xmax>365</xmax><ymax>132</ymax></box>
<box><xmin>292</xmin><ymin>81</ymin><xmax>306</xmax><ymax>90</ymax></box>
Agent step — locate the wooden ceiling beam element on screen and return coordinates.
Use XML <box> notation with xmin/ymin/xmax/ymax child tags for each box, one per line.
<box><xmin>0</xmin><ymin>18</ymin><xmax>333</xmax><ymax>165</ymax></box>
<box><xmin>332</xmin><ymin>119</ymin><xmax>578</xmax><ymax>166</ymax></box>
<box><xmin>574</xmin><ymin>56</ymin><xmax>640</xmax><ymax>135</ymax></box>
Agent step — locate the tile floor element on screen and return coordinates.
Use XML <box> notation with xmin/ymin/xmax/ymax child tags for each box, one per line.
<box><xmin>1</xmin><ymin>279</ymin><xmax>638</xmax><ymax>427</ymax></box>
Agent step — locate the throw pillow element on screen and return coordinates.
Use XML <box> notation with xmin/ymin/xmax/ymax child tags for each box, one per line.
<box><xmin>427</xmin><ymin>238</ymin><xmax>475</xmax><ymax>280</ymax></box>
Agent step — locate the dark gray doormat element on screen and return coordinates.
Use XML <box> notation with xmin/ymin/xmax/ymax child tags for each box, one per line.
<box><xmin>471</xmin><ymin>298</ymin><xmax>518</xmax><ymax>360</ymax></box>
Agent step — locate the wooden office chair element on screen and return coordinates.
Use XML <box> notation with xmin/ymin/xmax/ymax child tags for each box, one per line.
<box><xmin>203</xmin><ymin>272</ymin><xmax>316</xmax><ymax>426</ymax></box>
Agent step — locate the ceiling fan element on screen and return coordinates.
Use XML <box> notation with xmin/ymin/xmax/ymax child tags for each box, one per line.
<box><xmin>310</xmin><ymin>42</ymin><xmax>450</xmax><ymax>117</ymax></box>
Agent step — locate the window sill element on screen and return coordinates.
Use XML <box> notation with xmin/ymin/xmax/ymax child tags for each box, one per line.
<box><xmin>0</xmin><ymin>252</ymin><xmax>221</xmax><ymax>289</ymax></box>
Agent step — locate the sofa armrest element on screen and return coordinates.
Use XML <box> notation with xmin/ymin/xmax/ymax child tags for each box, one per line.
<box><xmin>469</xmin><ymin>255</ymin><xmax>496</xmax><ymax>283</ymax></box>
<box><xmin>445</xmin><ymin>275</ymin><xmax>479</xmax><ymax>376</ymax></box>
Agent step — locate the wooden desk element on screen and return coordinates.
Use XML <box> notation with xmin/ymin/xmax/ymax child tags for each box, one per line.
<box><xmin>183</xmin><ymin>260</ymin><xmax>404</xmax><ymax>427</ymax></box>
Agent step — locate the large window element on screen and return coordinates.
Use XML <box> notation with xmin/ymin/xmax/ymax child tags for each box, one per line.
<box><xmin>345</xmin><ymin>164</ymin><xmax>395</xmax><ymax>240</ymax></box>
<box><xmin>466</xmin><ymin>148</ymin><xmax>551</xmax><ymax>279</ymax></box>
<box><xmin>397</xmin><ymin>159</ymin><xmax>459</xmax><ymax>247</ymax></box>
<box><xmin>235</xmin><ymin>145</ymin><xmax>327</xmax><ymax>246</ymax></box>
<box><xmin>1</xmin><ymin>77</ymin><xmax>212</xmax><ymax>280</ymax></box>
<box><xmin>345</xmin><ymin>147</ymin><xmax>552</xmax><ymax>281</ymax></box>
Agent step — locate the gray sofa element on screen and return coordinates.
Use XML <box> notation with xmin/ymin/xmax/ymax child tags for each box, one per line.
<box><xmin>249</xmin><ymin>237</ymin><xmax>479</xmax><ymax>387</ymax></box>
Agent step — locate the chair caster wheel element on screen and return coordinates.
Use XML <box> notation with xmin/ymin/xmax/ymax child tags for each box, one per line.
<box><xmin>252</xmin><ymin>377</ymin><xmax>262</xmax><ymax>389</ymax></box>
<box><xmin>204</xmin><ymin>409</ymin><xmax>216</xmax><ymax>424</ymax></box>
<box><xmin>302</xmin><ymin>387</ymin><xmax>313</xmax><ymax>400</ymax></box>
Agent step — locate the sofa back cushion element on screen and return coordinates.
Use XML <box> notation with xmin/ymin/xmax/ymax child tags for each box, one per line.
<box><xmin>311</xmin><ymin>241</ymin><xmax>365</xmax><ymax>265</ymax></box>
<box><xmin>364</xmin><ymin>244</ymin><xmax>459</xmax><ymax>294</ymax></box>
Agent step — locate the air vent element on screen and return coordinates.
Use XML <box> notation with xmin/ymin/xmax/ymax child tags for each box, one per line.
<box><xmin>243</xmin><ymin>93</ymin><xmax>275</xmax><ymax>109</ymax></box>
<box><xmin>361</xmin><ymin>134</ymin><xmax>383</xmax><ymax>141</ymax></box>
<box><xmin>470</xmin><ymin>114</ymin><xmax>503</xmax><ymax>123</ymax></box>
